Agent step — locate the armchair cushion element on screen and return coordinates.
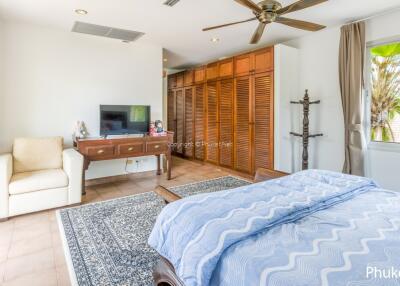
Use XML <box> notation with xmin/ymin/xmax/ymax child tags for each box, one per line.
<box><xmin>13</xmin><ymin>137</ymin><xmax>63</xmax><ymax>173</ymax></box>
<box><xmin>9</xmin><ymin>169</ymin><xmax>68</xmax><ymax>195</ymax></box>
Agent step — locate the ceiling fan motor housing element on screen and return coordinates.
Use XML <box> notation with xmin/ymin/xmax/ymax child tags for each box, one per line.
<box><xmin>256</xmin><ymin>0</ymin><xmax>282</xmax><ymax>22</ymax></box>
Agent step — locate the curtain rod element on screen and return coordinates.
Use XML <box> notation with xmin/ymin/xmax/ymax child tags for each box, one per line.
<box><xmin>347</xmin><ymin>6</ymin><xmax>400</xmax><ymax>25</ymax></box>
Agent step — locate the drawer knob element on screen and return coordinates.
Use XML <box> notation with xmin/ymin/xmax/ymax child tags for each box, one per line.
<box><xmin>154</xmin><ymin>145</ymin><xmax>160</xmax><ymax>149</ymax></box>
<box><xmin>97</xmin><ymin>149</ymin><xmax>105</xmax><ymax>154</ymax></box>
<box><xmin>128</xmin><ymin>147</ymin><xmax>134</xmax><ymax>151</ymax></box>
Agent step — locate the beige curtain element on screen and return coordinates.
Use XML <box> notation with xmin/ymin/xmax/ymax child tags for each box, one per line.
<box><xmin>339</xmin><ymin>21</ymin><xmax>366</xmax><ymax>176</ymax></box>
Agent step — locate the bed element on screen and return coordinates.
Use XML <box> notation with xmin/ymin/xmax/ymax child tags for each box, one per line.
<box><xmin>148</xmin><ymin>170</ymin><xmax>400</xmax><ymax>286</ymax></box>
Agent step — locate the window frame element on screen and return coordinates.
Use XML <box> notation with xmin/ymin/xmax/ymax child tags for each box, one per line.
<box><xmin>365</xmin><ymin>36</ymin><xmax>400</xmax><ymax>152</ymax></box>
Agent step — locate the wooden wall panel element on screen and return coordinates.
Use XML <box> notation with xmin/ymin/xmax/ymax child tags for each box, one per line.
<box><xmin>254</xmin><ymin>47</ymin><xmax>274</xmax><ymax>74</ymax></box>
<box><xmin>206</xmin><ymin>62</ymin><xmax>219</xmax><ymax>82</ymax></box>
<box><xmin>168</xmin><ymin>74</ymin><xmax>177</xmax><ymax>89</ymax></box>
<box><xmin>167</xmin><ymin>89</ymin><xmax>175</xmax><ymax>135</ymax></box>
<box><xmin>234</xmin><ymin>53</ymin><xmax>252</xmax><ymax>77</ymax></box>
<box><xmin>206</xmin><ymin>82</ymin><xmax>219</xmax><ymax>164</ymax></box>
<box><xmin>176</xmin><ymin>72</ymin><xmax>184</xmax><ymax>88</ymax></box>
<box><xmin>219</xmin><ymin>79</ymin><xmax>234</xmax><ymax>168</ymax></box>
<box><xmin>219</xmin><ymin>58</ymin><xmax>233</xmax><ymax>79</ymax></box>
<box><xmin>184</xmin><ymin>70</ymin><xmax>194</xmax><ymax>87</ymax></box>
<box><xmin>194</xmin><ymin>67</ymin><xmax>206</xmax><ymax>84</ymax></box>
<box><xmin>184</xmin><ymin>87</ymin><xmax>194</xmax><ymax>158</ymax></box>
<box><xmin>234</xmin><ymin>76</ymin><xmax>252</xmax><ymax>173</ymax></box>
<box><xmin>194</xmin><ymin>84</ymin><xmax>205</xmax><ymax>160</ymax></box>
<box><xmin>253</xmin><ymin>72</ymin><xmax>274</xmax><ymax>171</ymax></box>
<box><xmin>175</xmin><ymin>89</ymin><xmax>184</xmax><ymax>155</ymax></box>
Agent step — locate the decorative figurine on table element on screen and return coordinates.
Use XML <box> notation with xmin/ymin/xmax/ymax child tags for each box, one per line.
<box><xmin>155</xmin><ymin>120</ymin><xmax>164</xmax><ymax>133</ymax></box>
<box><xmin>73</xmin><ymin>121</ymin><xmax>89</xmax><ymax>139</ymax></box>
<box><xmin>149</xmin><ymin>121</ymin><xmax>157</xmax><ymax>136</ymax></box>
<box><xmin>150</xmin><ymin>120</ymin><xmax>166</xmax><ymax>136</ymax></box>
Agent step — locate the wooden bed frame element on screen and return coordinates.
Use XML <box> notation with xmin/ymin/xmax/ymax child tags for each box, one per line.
<box><xmin>153</xmin><ymin>168</ymin><xmax>288</xmax><ymax>286</ymax></box>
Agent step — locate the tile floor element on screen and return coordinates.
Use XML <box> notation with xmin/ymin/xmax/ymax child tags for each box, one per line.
<box><xmin>0</xmin><ymin>157</ymin><xmax>251</xmax><ymax>286</ymax></box>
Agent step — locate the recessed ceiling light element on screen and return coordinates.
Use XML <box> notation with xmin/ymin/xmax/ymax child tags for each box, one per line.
<box><xmin>210</xmin><ymin>37</ymin><xmax>220</xmax><ymax>43</ymax></box>
<box><xmin>163</xmin><ymin>58</ymin><xmax>168</xmax><ymax>62</ymax></box>
<box><xmin>75</xmin><ymin>9</ymin><xmax>88</xmax><ymax>15</ymax></box>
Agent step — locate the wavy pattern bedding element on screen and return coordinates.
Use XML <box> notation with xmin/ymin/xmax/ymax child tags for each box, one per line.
<box><xmin>149</xmin><ymin>170</ymin><xmax>400</xmax><ymax>286</ymax></box>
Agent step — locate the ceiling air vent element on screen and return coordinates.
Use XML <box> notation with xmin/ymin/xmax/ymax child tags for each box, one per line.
<box><xmin>72</xmin><ymin>21</ymin><xmax>144</xmax><ymax>42</ymax></box>
<box><xmin>163</xmin><ymin>0</ymin><xmax>180</xmax><ymax>7</ymax></box>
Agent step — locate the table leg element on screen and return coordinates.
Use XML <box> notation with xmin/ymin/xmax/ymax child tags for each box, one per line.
<box><xmin>167</xmin><ymin>148</ymin><xmax>172</xmax><ymax>180</ymax></box>
<box><xmin>82</xmin><ymin>170</ymin><xmax>86</xmax><ymax>196</ymax></box>
<box><xmin>156</xmin><ymin>155</ymin><xmax>162</xmax><ymax>175</ymax></box>
<box><xmin>82</xmin><ymin>158</ymin><xmax>90</xmax><ymax>196</ymax></box>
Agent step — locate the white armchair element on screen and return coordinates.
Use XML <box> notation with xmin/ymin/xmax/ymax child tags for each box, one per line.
<box><xmin>0</xmin><ymin>137</ymin><xmax>83</xmax><ymax>220</ymax></box>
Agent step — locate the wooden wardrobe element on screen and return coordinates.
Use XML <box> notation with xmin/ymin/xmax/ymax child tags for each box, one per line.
<box><xmin>167</xmin><ymin>46</ymin><xmax>274</xmax><ymax>175</ymax></box>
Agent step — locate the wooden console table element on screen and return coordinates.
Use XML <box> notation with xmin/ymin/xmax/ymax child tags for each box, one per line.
<box><xmin>75</xmin><ymin>132</ymin><xmax>174</xmax><ymax>195</ymax></box>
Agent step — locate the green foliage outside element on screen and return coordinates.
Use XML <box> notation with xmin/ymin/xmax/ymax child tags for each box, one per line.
<box><xmin>370</xmin><ymin>42</ymin><xmax>400</xmax><ymax>142</ymax></box>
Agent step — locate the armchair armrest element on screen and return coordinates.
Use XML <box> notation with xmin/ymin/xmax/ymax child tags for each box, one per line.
<box><xmin>63</xmin><ymin>149</ymin><xmax>84</xmax><ymax>204</ymax></box>
<box><xmin>0</xmin><ymin>154</ymin><xmax>13</xmax><ymax>219</ymax></box>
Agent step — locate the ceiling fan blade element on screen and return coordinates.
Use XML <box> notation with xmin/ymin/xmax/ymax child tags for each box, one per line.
<box><xmin>250</xmin><ymin>22</ymin><xmax>267</xmax><ymax>44</ymax></box>
<box><xmin>275</xmin><ymin>17</ymin><xmax>326</xmax><ymax>31</ymax></box>
<box><xmin>277</xmin><ymin>0</ymin><xmax>327</xmax><ymax>15</ymax></box>
<box><xmin>234</xmin><ymin>0</ymin><xmax>263</xmax><ymax>13</ymax></box>
<box><xmin>203</xmin><ymin>17</ymin><xmax>257</xmax><ymax>31</ymax></box>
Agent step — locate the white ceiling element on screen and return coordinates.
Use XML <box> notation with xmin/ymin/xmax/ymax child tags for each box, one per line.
<box><xmin>0</xmin><ymin>0</ymin><xmax>399</xmax><ymax>69</ymax></box>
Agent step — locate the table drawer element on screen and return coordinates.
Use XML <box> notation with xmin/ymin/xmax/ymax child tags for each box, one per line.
<box><xmin>147</xmin><ymin>142</ymin><xmax>168</xmax><ymax>153</ymax></box>
<box><xmin>86</xmin><ymin>145</ymin><xmax>115</xmax><ymax>157</ymax></box>
<box><xmin>118</xmin><ymin>143</ymin><xmax>144</xmax><ymax>156</ymax></box>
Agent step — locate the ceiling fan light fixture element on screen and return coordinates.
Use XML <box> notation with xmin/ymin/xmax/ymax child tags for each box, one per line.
<box><xmin>258</xmin><ymin>0</ymin><xmax>282</xmax><ymax>12</ymax></box>
<box><xmin>203</xmin><ymin>0</ymin><xmax>327</xmax><ymax>45</ymax></box>
<box><xmin>75</xmin><ymin>9</ymin><xmax>88</xmax><ymax>15</ymax></box>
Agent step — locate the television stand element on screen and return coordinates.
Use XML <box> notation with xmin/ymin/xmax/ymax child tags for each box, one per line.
<box><xmin>75</xmin><ymin>132</ymin><xmax>174</xmax><ymax>195</ymax></box>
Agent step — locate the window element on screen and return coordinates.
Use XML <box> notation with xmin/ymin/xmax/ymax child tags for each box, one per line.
<box><xmin>368</xmin><ymin>40</ymin><xmax>400</xmax><ymax>144</ymax></box>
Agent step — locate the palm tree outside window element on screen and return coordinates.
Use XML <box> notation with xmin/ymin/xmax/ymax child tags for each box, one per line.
<box><xmin>369</xmin><ymin>41</ymin><xmax>400</xmax><ymax>143</ymax></box>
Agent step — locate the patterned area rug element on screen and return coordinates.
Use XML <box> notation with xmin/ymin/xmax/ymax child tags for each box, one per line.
<box><xmin>57</xmin><ymin>176</ymin><xmax>250</xmax><ymax>286</ymax></box>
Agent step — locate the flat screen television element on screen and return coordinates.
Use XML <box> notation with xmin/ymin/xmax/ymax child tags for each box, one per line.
<box><xmin>100</xmin><ymin>105</ymin><xmax>150</xmax><ymax>136</ymax></box>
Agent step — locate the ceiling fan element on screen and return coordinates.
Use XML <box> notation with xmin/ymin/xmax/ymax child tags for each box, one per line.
<box><xmin>203</xmin><ymin>0</ymin><xmax>327</xmax><ymax>44</ymax></box>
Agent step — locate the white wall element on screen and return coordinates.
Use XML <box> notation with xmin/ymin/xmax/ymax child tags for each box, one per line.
<box><xmin>286</xmin><ymin>28</ymin><xmax>345</xmax><ymax>173</ymax></box>
<box><xmin>274</xmin><ymin>44</ymin><xmax>301</xmax><ymax>173</ymax></box>
<box><xmin>0</xmin><ymin>21</ymin><xmax>5</xmax><ymax>151</ymax></box>
<box><xmin>1</xmin><ymin>22</ymin><xmax>163</xmax><ymax>179</ymax></box>
<box><xmin>286</xmin><ymin>10</ymin><xmax>400</xmax><ymax>191</ymax></box>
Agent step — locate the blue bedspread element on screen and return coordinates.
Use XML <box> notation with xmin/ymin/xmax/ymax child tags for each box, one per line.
<box><xmin>148</xmin><ymin>170</ymin><xmax>399</xmax><ymax>286</ymax></box>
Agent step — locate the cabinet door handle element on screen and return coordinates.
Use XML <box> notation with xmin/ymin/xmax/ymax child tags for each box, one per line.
<box><xmin>128</xmin><ymin>147</ymin><xmax>134</xmax><ymax>151</ymax></box>
<box><xmin>154</xmin><ymin>145</ymin><xmax>160</xmax><ymax>149</ymax></box>
<box><xmin>97</xmin><ymin>149</ymin><xmax>105</xmax><ymax>154</ymax></box>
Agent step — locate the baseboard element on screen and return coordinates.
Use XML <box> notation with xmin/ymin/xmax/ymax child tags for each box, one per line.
<box><xmin>85</xmin><ymin>170</ymin><xmax>163</xmax><ymax>187</ymax></box>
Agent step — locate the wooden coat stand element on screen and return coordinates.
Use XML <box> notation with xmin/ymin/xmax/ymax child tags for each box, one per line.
<box><xmin>290</xmin><ymin>90</ymin><xmax>323</xmax><ymax>170</ymax></box>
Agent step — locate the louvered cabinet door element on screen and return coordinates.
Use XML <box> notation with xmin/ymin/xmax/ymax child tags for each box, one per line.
<box><xmin>234</xmin><ymin>76</ymin><xmax>252</xmax><ymax>173</ymax></box>
<box><xmin>253</xmin><ymin>71</ymin><xmax>274</xmax><ymax>172</ymax></box>
<box><xmin>206</xmin><ymin>81</ymin><xmax>219</xmax><ymax>164</ymax></box>
<box><xmin>194</xmin><ymin>84</ymin><xmax>205</xmax><ymax>160</ymax></box>
<box><xmin>167</xmin><ymin>89</ymin><xmax>176</xmax><ymax>134</ymax></box>
<box><xmin>175</xmin><ymin>89</ymin><xmax>185</xmax><ymax>155</ymax></box>
<box><xmin>219</xmin><ymin>79</ymin><xmax>234</xmax><ymax>168</ymax></box>
<box><xmin>184</xmin><ymin>87</ymin><xmax>194</xmax><ymax>158</ymax></box>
